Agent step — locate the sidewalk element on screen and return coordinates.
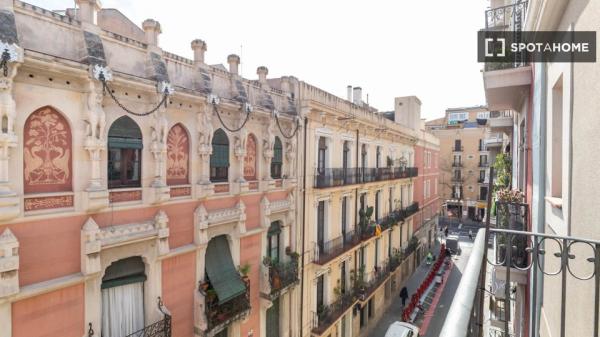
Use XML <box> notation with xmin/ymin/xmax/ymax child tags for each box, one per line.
<box><xmin>368</xmin><ymin>243</ymin><xmax>442</xmax><ymax>336</ymax></box>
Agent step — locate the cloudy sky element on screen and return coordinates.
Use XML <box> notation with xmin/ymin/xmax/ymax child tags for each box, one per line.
<box><xmin>29</xmin><ymin>0</ymin><xmax>488</xmax><ymax>120</ymax></box>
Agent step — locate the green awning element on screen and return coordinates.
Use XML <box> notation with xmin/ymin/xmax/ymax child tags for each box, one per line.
<box><xmin>108</xmin><ymin>136</ymin><xmax>143</xmax><ymax>149</ymax></box>
<box><xmin>101</xmin><ymin>256</ymin><xmax>147</xmax><ymax>289</ymax></box>
<box><xmin>205</xmin><ymin>236</ymin><xmax>246</xmax><ymax>304</ymax></box>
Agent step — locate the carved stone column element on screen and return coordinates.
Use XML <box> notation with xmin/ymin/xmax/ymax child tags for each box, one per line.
<box><xmin>0</xmin><ymin>44</ymin><xmax>22</xmax><ymax>221</ymax></box>
<box><xmin>150</xmin><ymin>109</ymin><xmax>170</xmax><ymax>203</ymax></box>
<box><xmin>262</xmin><ymin>118</ymin><xmax>275</xmax><ymax>189</ymax></box>
<box><xmin>234</xmin><ymin>130</ymin><xmax>249</xmax><ymax>193</ymax></box>
<box><xmin>83</xmin><ymin>79</ymin><xmax>109</xmax><ymax>211</ymax></box>
<box><xmin>0</xmin><ymin>228</ymin><xmax>18</xmax><ymax>337</ymax></box>
<box><xmin>196</xmin><ymin>106</ymin><xmax>214</xmax><ymax>198</ymax></box>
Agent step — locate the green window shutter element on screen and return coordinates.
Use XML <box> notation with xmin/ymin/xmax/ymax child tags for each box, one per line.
<box><xmin>205</xmin><ymin>236</ymin><xmax>246</xmax><ymax>304</ymax></box>
<box><xmin>211</xmin><ymin>129</ymin><xmax>230</xmax><ymax>168</ymax></box>
<box><xmin>101</xmin><ymin>256</ymin><xmax>147</xmax><ymax>289</ymax></box>
<box><xmin>273</xmin><ymin>137</ymin><xmax>283</xmax><ymax>164</ymax></box>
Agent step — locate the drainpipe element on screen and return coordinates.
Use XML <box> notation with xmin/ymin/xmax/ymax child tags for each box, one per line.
<box><xmin>299</xmin><ymin>115</ymin><xmax>308</xmax><ymax>337</ymax></box>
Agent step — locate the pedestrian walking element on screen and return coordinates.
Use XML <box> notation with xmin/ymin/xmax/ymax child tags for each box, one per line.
<box><xmin>399</xmin><ymin>286</ymin><xmax>409</xmax><ymax>307</ymax></box>
<box><xmin>468</xmin><ymin>229</ymin><xmax>473</xmax><ymax>241</ymax></box>
<box><xmin>444</xmin><ymin>226</ymin><xmax>449</xmax><ymax>238</ymax></box>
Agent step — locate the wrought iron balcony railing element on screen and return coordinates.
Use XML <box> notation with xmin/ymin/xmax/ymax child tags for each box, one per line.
<box><xmin>201</xmin><ymin>281</ymin><xmax>251</xmax><ymax>332</ymax></box>
<box><xmin>268</xmin><ymin>259</ymin><xmax>299</xmax><ymax>298</ymax></box>
<box><xmin>123</xmin><ymin>298</ymin><xmax>172</xmax><ymax>337</ymax></box>
<box><xmin>454</xmin><ymin>146</ymin><xmax>464</xmax><ymax>152</ymax></box>
<box><xmin>314</xmin><ymin>167</ymin><xmax>418</xmax><ymax>188</ymax></box>
<box><xmin>441</xmin><ymin>226</ymin><xmax>600</xmax><ymax>337</ymax></box>
<box><xmin>311</xmin><ymin>289</ymin><xmax>357</xmax><ymax>334</ymax></box>
<box><xmin>453</xmin><ymin>162</ymin><xmax>463</xmax><ymax>167</ymax></box>
<box><xmin>359</xmin><ymin>261</ymin><xmax>392</xmax><ymax>301</ymax></box>
<box><xmin>485</xmin><ymin>2</ymin><xmax>528</xmax><ymax>31</ymax></box>
<box><xmin>483</xmin><ymin>2</ymin><xmax>529</xmax><ymax>71</ymax></box>
<box><xmin>314</xmin><ymin>230</ymin><xmax>361</xmax><ymax>265</ymax></box>
<box><xmin>452</xmin><ymin>176</ymin><xmax>464</xmax><ymax>183</ymax></box>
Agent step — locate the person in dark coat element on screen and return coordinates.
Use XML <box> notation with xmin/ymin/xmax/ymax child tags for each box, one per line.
<box><xmin>399</xmin><ymin>286</ymin><xmax>409</xmax><ymax>306</ymax></box>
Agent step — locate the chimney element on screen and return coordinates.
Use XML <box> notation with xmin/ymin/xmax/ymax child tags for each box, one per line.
<box><xmin>353</xmin><ymin>87</ymin><xmax>362</xmax><ymax>106</ymax></box>
<box><xmin>191</xmin><ymin>39</ymin><xmax>207</xmax><ymax>66</ymax></box>
<box><xmin>76</xmin><ymin>0</ymin><xmax>101</xmax><ymax>25</ymax></box>
<box><xmin>257</xmin><ymin>66</ymin><xmax>268</xmax><ymax>84</ymax></box>
<box><xmin>281</xmin><ymin>76</ymin><xmax>290</xmax><ymax>92</ymax></box>
<box><xmin>347</xmin><ymin>85</ymin><xmax>352</xmax><ymax>101</ymax></box>
<box><xmin>142</xmin><ymin>19</ymin><xmax>161</xmax><ymax>47</ymax></box>
<box><xmin>227</xmin><ymin>54</ymin><xmax>240</xmax><ymax>75</ymax></box>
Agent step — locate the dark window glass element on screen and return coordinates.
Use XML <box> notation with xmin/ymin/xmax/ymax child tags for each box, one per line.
<box><xmin>343</xmin><ymin>141</ymin><xmax>350</xmax><ymax>170</ymax></box>
<box><xmin>210</xmin><ymin>129</ymin><xmax>229</xmax><ymax>182</ymax></box>
<box><xmin>268</xmin><ymin>221</ymin><xmax>281</xmax><ymax>262</ymax></box>
<box><xmin>376</xmin><ymin>147</ymin><xmax>381</xmax><ymax>168</ymax></box>
<box><xmin>271</xmin><ymin>137</ymin><xmax>283</xmax><ymax>179</ymax></box>
<box><xmin>340</xmin><ymin>261</ymin><xmax>347</xmax><ymax>294</ymax></box>
<box><xmin>108</xmin><ymin>116</ymin><xmax>142</xmax><ymax>189</ymax></box>
<box><xmin>341</xmin><ymin>197</ymin><xmax>347</xmax><ymax>240</ymax></box>
<box><xmin>317</xmin><ymin>275</ymin><xmax>324</xmax><ymax>309</ymax></box>
<box><xmin>317</xmin><ymin>201</ymin><xmax>325</xmax><ymax>251</ymax></box>
<box><xmin>318</xmin><ymin>137</ymin><xmax>327</xmax><ymax>173</ymax></box>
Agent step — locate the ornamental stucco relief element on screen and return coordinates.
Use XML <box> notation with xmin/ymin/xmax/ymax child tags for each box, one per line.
<box><xmin>243</xmin><ymin>133</ymin><xmax>257</xmax><ymax>180</ymax></box>
<box><xmin>166</xmin><ymin>123</ymin><xmax>189</xmax><ymax>185</ymax></box>
<box><xmin>23</xmin><ymin>106</ymin><xmax>72</xmax><ymax>194</ymax></box>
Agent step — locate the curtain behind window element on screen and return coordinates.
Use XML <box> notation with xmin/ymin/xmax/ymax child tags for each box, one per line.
<box><xmin>102</xmin><ymin>282</ymin><xmax>144</xmax><ymax>337</ymax></box>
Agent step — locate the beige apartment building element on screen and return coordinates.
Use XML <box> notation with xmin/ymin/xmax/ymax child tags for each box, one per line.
<box><xmin>299</xmin><ymin>87</ymin><xmax>433</xmax><ymax>337</ymax></box>
<box><xmin>426</xmin><ymin>106</ymin><xmax>496</xmax><ymax>221</ymax></box>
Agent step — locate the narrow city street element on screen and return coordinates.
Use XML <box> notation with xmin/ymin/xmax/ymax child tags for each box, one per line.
<box><xmin>369</xmin><ymin>233</ymin><xmax>475</xmax><ymax>336</ymax></box>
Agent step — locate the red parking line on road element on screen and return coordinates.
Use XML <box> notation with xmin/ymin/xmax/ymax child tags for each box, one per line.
<box><xmin>418</xmin><ymin>261</ymin><xmax>454</xmax><ymax>336</ymax></box>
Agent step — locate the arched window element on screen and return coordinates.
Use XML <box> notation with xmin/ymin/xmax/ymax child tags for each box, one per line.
<box><xmin>271</xmin><ymin>137</ymin><xmax>283</xmax><ymax>179</ymax></box>
<box><xmin>210</xmin><ymin>129</ymin><xmax>229</xmax><ymax>182</ymax></box>
<box><xmin>166</xmin><ymin>123</ymin><xmax>189</xmax><ymax>185</ymax></box>
<box><xmin>23</xmin><ymin>106</ymin><xmax>72</xmax><ymax>194</ymax></box>
<box><xmin>243</xmin><ymin>134</ymin><xmax>257</xmax><ymax>180</ymax></box>
<box><xmin>267</xmin><ymin>221</ymin><xmax>282</xmax><ymax>263</ymax></box>
<box><xmin>108</xmin><ymin>116</ymin><xmax>142</xmax><ymax>189</ymax></box>
<box><xmin>101</xmin><ymin>256</ymin><xmax>146</xmax><ymax>337</ymax></box>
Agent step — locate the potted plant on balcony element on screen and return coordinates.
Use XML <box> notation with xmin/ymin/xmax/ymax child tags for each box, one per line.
<box><xmin>239</xmin><ymin>263</ymin><xmax>251</xmax><ymax>283</ymax></box>
<box><xmin>358</xmin><ymin>206</ymin><xmax>374</xmax><ymax>239</ymax></box>
<box><xmin>351</xmin><ymin>266</ymin><xmax>367</xmax><ymax>301</ymax></box>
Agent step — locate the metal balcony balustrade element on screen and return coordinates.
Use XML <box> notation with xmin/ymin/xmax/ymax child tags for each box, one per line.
<box><xmin>311</xmin><ymin>288</ymin><xmax>357</xmax><ymax>335</ymax></box>
<box><xmin>479</xmin><ymin>162</ymin><xmax>490</xmax><ymax>168</ymax></box>
<box><xmin>483</xmin><ymin>2</ymin><xmax>529</xmax><ymax>71</ymax></box>
<box><xmin>200</xmin><ymin>281</ymin><xmax>251</xmax><ymax>332</ymax></box>
<box><xmin>440</xmin><ymin>227</ymin><xmax>600</xmax><ymax>337</ymax></box>
<box><xmin>490</xmin><ymin>110</ymin><xmax>513</xmax><ymax>119</ymax></box>
<box><xmin>359</xmin><ymin>261</ymin><xmax>392</xmax><ymax>301</ymax></box>
<box><xmin>314</xmin><ymin>167</ymin><xmax>418</xmax><ymax>189</ymax></box>
<box><xmin>452</xmin><ymin>176</ymin><xmax>464</xmax><ymax>183</ymax></box>
<box><xmin>453</xmin><ymin>162</ymin><xmax>463</xmax><ymax>167</ymax></box>
<box><xmin>478</xmin><ymin>177</ymin><xmax>486</xmax><ymax>183</ymax></box>
<box><xmin>313</xmin><ymin>230</ymin><xmax>361</xmax><ymax>265</ymax></box>
<box><xmin>268</xmin><ymin>258</ymin><xmax>299</xmax><ymax>298</ymax></box>
<box><xmin>454</xmin><ymin>146</ymin><xmax>464</xmax><ymax>152</ymax></box>
<box><xmin>123</xmin><ymin>298</ymin><xmax>172</xmax><ymax>337</ymax></box>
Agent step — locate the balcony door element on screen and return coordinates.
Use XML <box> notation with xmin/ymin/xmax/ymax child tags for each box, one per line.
<box><xmin>341</xmin><ymin>197</ymin><xmax>348</xmax><ymax>243</ymax></box>
<box><xmin>317</xmin><ymin>201</ymin><xmax>325</xmax><ymax>254</ymax></box>
<box><xmin>101</xmin><ymin>257</ymin><xmax>146</xmax><ymax>337</ymax></box>
<box><xmin>316</xmin><ymin>275</ymin><xmax>325</xmax><ymax>311</ymax></box>
<box><xmin>268</xmin><ymin>221</ymin><xmax>281</xmax><ymax>263</ymax></box>
<box><xmin>266</xmin><ymin>298</ymin><xmax>280</xmax><ymax>337</ymax></box>
<box><xmin>317</xmin><ymin>137</ymin><xmax>327</xmax><ymax>174</ymax></box>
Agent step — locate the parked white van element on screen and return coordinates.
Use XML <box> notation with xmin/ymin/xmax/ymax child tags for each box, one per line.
<box><xmin>384</xmin><ymin>321</ymin><xmax>420</xmax><ymax>337</ymax></box>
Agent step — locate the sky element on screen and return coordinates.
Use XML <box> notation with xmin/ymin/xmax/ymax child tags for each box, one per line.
<box><xmin>29</xmin><ymin>0</ymin><xmax>488</xmax><ymax>121</ymax></box>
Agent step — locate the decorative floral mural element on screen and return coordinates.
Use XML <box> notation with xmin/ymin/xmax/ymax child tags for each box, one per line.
<box><xmin>244</xmin><ymin>134</ymin><xmax>257</xmax><ymax>180</ymax></box>
<box><xmin>23</xmin><ymin>106</ymin><xmax>72</xmax><ymax>193</ymax></box>
<box><xmin>167</xmin><ymin>123</ymin><xmax>189</xmax><ymax>185</ymax></box>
